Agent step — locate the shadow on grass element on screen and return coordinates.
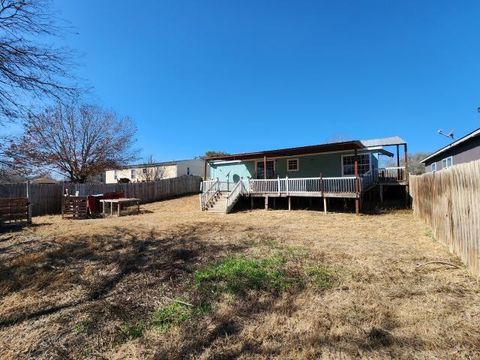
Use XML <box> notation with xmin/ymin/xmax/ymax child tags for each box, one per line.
<box><xmin>0</xmin><ymin>223</ymin><xmax>248</xmax><ymax>328</ymax></box>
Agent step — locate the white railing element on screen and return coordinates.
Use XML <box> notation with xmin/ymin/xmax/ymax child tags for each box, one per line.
<box><xmin>225</xmin><ymin>180</ymin><xmax>245</xmax><ymax>212</ymax></box>
<box><xmin>322</xmin><ymin>177</ymin><xmax>356</xmax><ymax>194</ymax></box>
<box><xmin>201</xmin><ymin>170</ymin><xmax>408</xmax><ymax>209</ymax></box>
<box><xmin>200</xmin><ymin>179</ymin><xmax>220</xmax><ymax>210</ymax></box>
<box><xmin>248</xmin><ymin>176</ymin><xmax>357</xmax><ymax>195</ymax></box>
<box><xmin>376</xmin><ymin>167</ymin><xmax>406</xmax><ymax>182</ymax></box>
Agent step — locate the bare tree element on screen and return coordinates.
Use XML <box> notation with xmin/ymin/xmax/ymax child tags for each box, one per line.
<box><xmin>137</xmin><ymin>155</ymin><xmax>164</xmax><ymax>182</ymax></box>
<box><xmin>386</xmin><ymin>152</ymin><xmax>428</xmax><ymax>175</ymax></box>
<box><xmin>8</xmin><ymin>103</ymin><xmax>138</xmax><ymax>182</ymax></box>
<box><xmin>0</xmin><ymin>0</ymin><xmax>77</xmax><ymax>124</ymax></box>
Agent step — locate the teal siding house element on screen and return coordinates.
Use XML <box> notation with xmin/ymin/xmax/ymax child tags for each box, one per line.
<box><xmin>201</xmin><ymin>137</ymin><xmax>408</xmax><ymax>214</ymax></box>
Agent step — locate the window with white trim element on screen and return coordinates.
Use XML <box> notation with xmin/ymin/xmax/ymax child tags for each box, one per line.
<box><xmin>431</xmin><ymin>163</ymin><xmax>437</xmax><ymax>172</ymax></box>
<box><xmin>287</xmin><ymin>158</ymin><xmax>299</xmax><ymax>171</ymax></box>
<box><xmin>442</xmin><ymin>156</ymin><xmax>453</xmax><ymax>169</ymax></box>
<box><xmin>131</xmin><ymin>169</ymin><xmax>136</xmax><ymax>179</ymax></box>
<box><xmin>342</xmin><ymin>154</ymin><xmax>371</xmax><ymax>176</ymax></box>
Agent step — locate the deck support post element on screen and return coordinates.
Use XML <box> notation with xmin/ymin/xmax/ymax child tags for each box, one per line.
<box><xmin>323</xmin><ymin>197</ymin><xmax>327</xmax><ymax>213</ymax></box>
<box><xmin>288</xmin><ymin>196</ymin><xmax>291</xmax><ymax>211</ymax></box>
<box><xmin>354</xmin><ymin>148</ymin><xmax>360</xmax><ymax>215</ymax></box>
<box><xmin>264</xmin><ymin>196</ymin><xmax>268</xmax><ymax>210</ymax></box>
<box><xmin>263</xmin><ymin>156</ymin><xmax>267</xmax><ymax>180</ymax></box>
<box><xmin>404</xmin><ymin>143</ymin><xmax>408</xmax><ymax>178</ymax></box>
<box><xmin>380</xmin><ymin>184</ymin><xmax>384</xmax><ymax>203</ymax></box>
<box><xmin>250</xmin><ymin>196</ymin><xmax>254</xmax><ymax>210</ymax></box>
<box><xmin>404</xmin><ymin>143</ymin><xmax>409</xmax><ymax>207</ymax></box>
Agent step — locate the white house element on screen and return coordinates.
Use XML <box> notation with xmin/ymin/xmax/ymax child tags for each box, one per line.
<box><xmin>105</xmin><ymin>159</ymin><xmax>205</xmax><ymax>184</ymax></box>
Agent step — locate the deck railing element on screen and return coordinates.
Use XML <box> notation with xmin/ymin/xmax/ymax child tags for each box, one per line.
<box><xmin>200</xmin><ymin>179</ymin><xmax>220</xmax><ymax>210</ymax></box>
<box><xmin>248</xmin><ymin>176</ymin><xmax>357</xmax><ymax>196</ymax></box>
<box><xmin>322</xmin><ymin>177</ymin><xmax>356</xmax><ymax>194</ymax></box>
<box><xmin>376</xmin><ymin>167</ymin><xmax>406</xmax><ymax>183</ymax></box>
<box><xmin>202</xmin><ymin>168</ymin><xmax>407</xmax><ymax>204</ymax></box>
<box><xmin>225</xmin><ymin>180</ymin><xmax>245</xmax><ymax>212</ymax></box>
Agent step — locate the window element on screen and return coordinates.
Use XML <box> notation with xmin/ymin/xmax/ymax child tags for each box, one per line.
<box><xmin>256</xmin><ymin>160</ymin><xmax>275</xmax><ymax>179</ymax></box>
<box><xmin>431</xmin><ymin>163</ymin><xmax>437</xmax><ymax>172</ymax></box>
<box><xmin>131</xmin><ymin>169</ymin><xmax>136</xmax><ymax>179</ymax></box>
<box><xmin>114</xmin><ymin>170</ymin><xmax>118</xmax><ymax>180</ymax></box>
<box><xmin>342</xmin><ymin>154</ymin><xmax>371</xmax><ymax>176</ymax></box>
<box><xmin>187</xmin><ymin>167</ymin><xmax>190</xmax><ymax>175</ymax></box>
<box><xmin>142</xmin><ymin>168</ymin><xmax>147</xmax><ymax>174</ymax></box>
<box><xmin>287</xmin><ymin>158</ymin><xmax>299</xmax><ymax>171</ymax></box>
<box><xmin>442</xmin><ymin>157</ymin><xmax>453</xmax><ymax>169</ymax></box>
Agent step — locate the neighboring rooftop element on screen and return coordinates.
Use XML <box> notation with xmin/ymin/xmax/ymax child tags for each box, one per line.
<box><xmin>421</xmin><ymin>128</ymin><xmax>480</xmax><ymax>164</ymax></box>
<box><xmin>206</xmin><ymin>136</ymin><xmax>405</xmax><ymax>161</ymax></box>
<box><xmin>107</xmin><ymin>159</ymin><xmax>200</xmax><ymax>171</ymax></box>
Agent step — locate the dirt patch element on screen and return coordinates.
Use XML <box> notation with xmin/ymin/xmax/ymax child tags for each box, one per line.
<box><xmin>0</xmin><ymin>195</ymin><xmax>479</xmax><ymax>359</ymax></box>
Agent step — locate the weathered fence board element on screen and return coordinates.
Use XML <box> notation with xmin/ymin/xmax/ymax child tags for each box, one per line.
<box><xmin>0</xmin><ymin>176</ymin><xmax>202</xmax><ymax>217</ymax></box>
<box><xmin>410</xmin><ymin>160</ymin><xmax>480</xmax><ymax>276</ymax></box>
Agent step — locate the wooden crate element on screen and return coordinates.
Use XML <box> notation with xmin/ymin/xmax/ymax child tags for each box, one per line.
<box><xmin>62</xmin><ymin>196</ymin><xmax>88</xmax><ymax>219</ymax></box>
<box><xmin>0</xmin><ymin>198</ymin><xmax>30</xmax><ymax>226</ymax></box>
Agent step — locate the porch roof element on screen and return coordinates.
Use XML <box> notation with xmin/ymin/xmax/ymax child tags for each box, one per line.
<box><xmin>206</xmin><ymin>140</ymin><xmax>365</xmax><ymax>161</ymax></box>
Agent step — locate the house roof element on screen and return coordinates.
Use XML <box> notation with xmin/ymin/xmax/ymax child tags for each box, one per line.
<box><xmin>206</xmin><ymin>140</ymin><xmax>367</xmax><ymax>161</ymax></box>
<box><xmin>421</xmin><ymin>128</ymin><xmax>480</xmax><ymax>164</ymax></box>
<box><xmin>360</xmin><ymin>136</ymin><xmax>406</xmax><ymax>147</ymax></box>
<box><xmin>107</xmin><ymin>159</ymin><xmax>199</xmax><ymax>171</ymax></box>
<box><xmin>206</xmin><ymin>136</ymin><xmax>405</xmax><ymax>161</ymax></box>
<box><xmin>31</xmin><ymin>177</ymin><xmax>58</xmax><ymax>184</ymax></box>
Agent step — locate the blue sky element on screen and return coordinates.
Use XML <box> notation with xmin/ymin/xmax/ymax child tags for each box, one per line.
<box><xmin>52</xmin><ymin>0</ymin><xmax>480</xmax><ymax>161</ymax></box>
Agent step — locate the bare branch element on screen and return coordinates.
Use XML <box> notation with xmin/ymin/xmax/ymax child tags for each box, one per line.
<box><xmin>8</xmin><ymin>103</ymin><xmax>139</xmax><ymax>182</ymax></box>
<box><xmin>0</xmin><ymin>0</ymin><xmax>78</xmax><ymax>123</ymax></box>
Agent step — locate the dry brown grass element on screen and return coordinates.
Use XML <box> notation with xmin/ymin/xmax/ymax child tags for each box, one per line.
<box><xmin>0</xmin><ymin>195</ymin><xmax>479</xmax><ymax>359</ymax></box>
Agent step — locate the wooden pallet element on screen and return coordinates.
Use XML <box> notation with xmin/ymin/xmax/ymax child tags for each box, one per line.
<box><xmin>62</xmin><ymin>196</ymin><xmax>88</xmax><ymax>219</ymax></box>
<box><xmin>0</xmin><ymin>198</ymin><xmax>30</xmax><ymax>226</ymax></box>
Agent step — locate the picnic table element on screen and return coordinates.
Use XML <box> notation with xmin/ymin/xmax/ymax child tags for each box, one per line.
<box><xmin>99</xmin><ymin>198</ymin><xmax>141</xmax><ymax>217</ymax></box>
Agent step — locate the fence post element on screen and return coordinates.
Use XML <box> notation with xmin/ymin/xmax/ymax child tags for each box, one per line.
<box><xmin>26</xmin><ymin>180</ymin><xmax>32</xmax><ymax>224</ymax></box>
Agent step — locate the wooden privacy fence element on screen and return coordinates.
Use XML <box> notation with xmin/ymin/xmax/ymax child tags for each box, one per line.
<box><xmin>410</xmin><ymin>160</ymin><xmax>480</xmax><ymax>276</ymax></box>
<box><xmin>0</xmin><ymin>175</ymin><xmax>202</xmax><ymax>217</ymax></box>
<box><xmin>0</xmin><ymin>183</ymin><xmax>62</xmax><ymax>216</ymax></box>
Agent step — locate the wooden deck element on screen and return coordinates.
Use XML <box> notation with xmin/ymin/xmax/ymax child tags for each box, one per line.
<box><xmin>201</xmin><ymin>167</ymin><xmax>408</xmax><ymax>213</ymax></box>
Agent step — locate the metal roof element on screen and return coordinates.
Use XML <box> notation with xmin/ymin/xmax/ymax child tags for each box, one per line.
<box><xmin>360</xmin><ymin>136</ymin><xmax>407</xmax><ymax>147</ymax></box>
<box><xmin>206</xmin><ymin>136</ymin><xmax>407</xmax><ymax>161</ymax></box>
<box><xmin>421</xmin><ymin>128</ymin><xmax>480</xmax><ymax>164</ymax></box>
<box><xmin>206</xmin><ymin>140</ymin><xmax>365</xmax><ymax>161</ymax></box>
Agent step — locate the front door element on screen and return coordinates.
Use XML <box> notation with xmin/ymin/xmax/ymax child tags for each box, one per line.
<box><xmin>256</xmin><ymin>160</ymin><xmax>275</xmax><ymax>179</ymax></box>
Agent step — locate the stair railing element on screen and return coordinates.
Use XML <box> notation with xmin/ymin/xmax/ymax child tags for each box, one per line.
<box><xmin>200</xmin><ymin>178</ymin><xmax>220</xmax><ymax>210</ymax></box>
<box><xmin>225</xmin><ymin>180</ymin><xmax>245</xmax><ymax>213</ymax></box>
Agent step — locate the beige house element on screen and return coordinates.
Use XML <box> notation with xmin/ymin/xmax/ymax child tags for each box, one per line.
<box><xmin>105</xmin><ymin>159</ymin><xmax>205</xmax><ymax>184</ymax></box>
